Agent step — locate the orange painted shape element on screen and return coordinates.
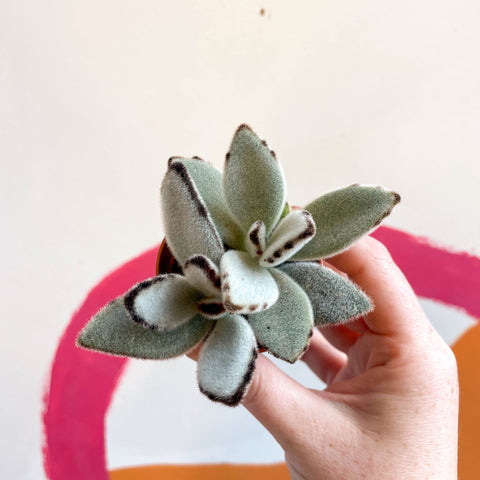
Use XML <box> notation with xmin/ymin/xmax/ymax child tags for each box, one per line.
<box><xmin>109</xmin><ymin>463</ymin><xmax>290</xmax><ymax>480</ymax></box>
<box><xmin>452</xmin><ymin>323</ymin><xmax>480</xmax><ymax>480</ymax></box>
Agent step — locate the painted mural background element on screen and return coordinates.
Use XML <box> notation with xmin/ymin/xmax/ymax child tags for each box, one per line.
<box><xmin>2</xmin><ymin>1</ymin><xmax>479</xmax><ymax>478</ymax></box>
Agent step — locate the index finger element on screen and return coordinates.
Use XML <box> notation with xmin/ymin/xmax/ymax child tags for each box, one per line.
<box><xmin>327</xmin><ymin>236</ymin><xmax>430</xmax><ymax>339</ymax></box>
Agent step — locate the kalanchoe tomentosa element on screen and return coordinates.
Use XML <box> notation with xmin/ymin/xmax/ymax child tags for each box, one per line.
<box><xmin>77</xmin><ymin>124</ymin><xmax>400</xmax><ymax>406</ymax></box>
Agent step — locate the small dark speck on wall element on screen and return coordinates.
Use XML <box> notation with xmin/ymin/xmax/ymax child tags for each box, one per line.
<box><xmin>260</xmin><ymin>8</ymin><xmax>265</xmax><ymax>16</ymax></box>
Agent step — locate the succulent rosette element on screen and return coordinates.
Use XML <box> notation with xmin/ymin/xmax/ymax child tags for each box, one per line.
<box><xmin>78</xmin><ymin>124</ymin><xmax>400</xmax><ymax>406</ymax></box>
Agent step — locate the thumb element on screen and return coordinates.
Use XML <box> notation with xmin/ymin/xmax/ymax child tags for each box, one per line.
<box><xmin>242</xmin><ymin>354</ymin><xmax>341</xmax><ymax>450</ymax></box>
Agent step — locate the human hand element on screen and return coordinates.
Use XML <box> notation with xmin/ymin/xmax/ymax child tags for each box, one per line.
<box><xmin>242</xmin><ymin>236</ymin><xmax>459</xmax><ymax>480</ymax></box>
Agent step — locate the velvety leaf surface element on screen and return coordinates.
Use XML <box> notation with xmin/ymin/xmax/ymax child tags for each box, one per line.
<box><xmin>220</xmin><ymin>250</ymin><xmax>279</xmax><ymax>314</ymax></box>
<box><xmin>245</xmin><ymin>220</ymin><xmax>266</xmax><ymax>259</ymax></box>
<box><xmin>279</xmin><ymin>261</ymin><xmax>373</xmax><ymax>325</ymax></box>
<box><xmin>293</xmin><ymin>185</ymin><xmax>401</xmax><ymax>260</ymax></box>
<box><xmin>124</xmin><ymin>275</ymin><xmax>202</xmax><ymax>331</ymax></box>
<box><xmin>248</xmin><ymin>269</ymin><xmax>313</xmax><ymax>363</ymax></box>
<box><xmin>161</xmin><ymin>161</ymin><xmax>224</xmax><ymax>266</ymax></box>
<box><xmin>197</xmin><ymin>314</ymin><xmax>257</xmax><ymax>406</ymax></box>
<box><xmin>170</xmin><ymin>157</ymin><xmax>244</xmax><ymax>250</ymax></box>
<box><xmin>223</xmin><ymin>125</ymin><xmax>286</xmax><ymax>236</ymax></box>
<box><xmin>183</xmin><ymin>254</ymin><xmax>222</xmax><ymax>298</ymax></box>
<box><xmin>260</xmin><ymin>210</ymin><xmax>316</xmax><ymax>267</ymax></box>
<box><xmin>77</xmin><ymin>297</ymin><xmax>213</xmax><ymax>359</ymax></box>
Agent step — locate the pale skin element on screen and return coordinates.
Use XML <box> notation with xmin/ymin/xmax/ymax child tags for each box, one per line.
<box><xmin>190</xmin><ymin>236</ymin><xmax>459</xmax><ymax>478</ymax></box>
<box><xmin>241</xmin><ymin>236</ymin><xmax>459</xmax><ymax>480</ymax></box>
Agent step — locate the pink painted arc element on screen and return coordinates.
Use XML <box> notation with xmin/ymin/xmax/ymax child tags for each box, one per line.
<box><xmin>42</xmin><ymin>227</ymin><xmax>480</xmax><ymax>479</ymax></box>
<box><xmin>371</xmin><ymin>228</ymin><xmax>480</xmax><ymax>318</ymax></box>
<box><xmin>42</xmin><ymin>246</ymin><xmax>158</xmax><ymax>480</ymax></box>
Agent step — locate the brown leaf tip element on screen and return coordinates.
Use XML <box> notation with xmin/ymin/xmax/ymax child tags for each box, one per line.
<box><xmin>298</xmin><ymin>211</ymin><xmax>316</xmax><ymax>240</ymax></box>
<box><xmin>235</xmin><ymin>123</ymin><xmax>253</xmax><ymax>135</ymax></box>
<box><xmin>198</xmin><ymin>301</ymin><xmax>225</xmax><ymax>317</ymax></box>
<box><xmin>185</xmin><ymin>255</ymin><xmax>221</xmax><ymax>290</ymax></box>
<box><xmin>248</xmin><ymin>221</ymin><xmax>264</xmax><ymax>255</ymax></box>
<box><xmin>199</xmin><ymin>347</ymin><xmax>258</xmax><ymax>407</ymax></box>
<box><xmin>168</xmin><ymin>156</ymin><xmax>181</xmax><ymax>167</ymax></box>
<box><xmin>124</xmin><ymin>275</ymin><xmax>170</xmax><ymax>329</ymax></box>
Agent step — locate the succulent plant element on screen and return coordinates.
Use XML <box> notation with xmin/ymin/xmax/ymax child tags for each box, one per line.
<box><xmin>78</xmin><ymin>124</ymin><xmax>400</xmax><ymax>406</ymax></box>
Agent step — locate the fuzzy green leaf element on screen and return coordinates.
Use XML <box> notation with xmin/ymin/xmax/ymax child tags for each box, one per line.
<box><xmin>197</xmin><ymin>314</ymin><xmax>257</xmax><ymax>406</ymax></box>
<box><xmin>220</xmin><ymin>250</ymin><xmax>279</xmax><ymax>314</ymax></box>
<box><xmin>248</xmin><ymin>269</ymin><xmax>313</xmax><ymax>363</ymax></box>
<box><xmin>279</xmin><ymin>261</ymin><xmax>373</xmax><ymax>325</ymax></box>
<box><xmin>169</xmin><ymin>157</ymin><xmax>244</xmax><ymax>250</ymax></box>
<box><xmin>183</xmin><ymin>255</ymin><xmax>221</xmax><ymax>298</ymax></box>
<box><xmin>245</xmin><ymin>221</ymin><xmax>266</xmax><ymax>259</ymax></box>
<box><xmin>161</xmin><ymin>161</ymin><xmax>225</xmax><ymax>266</ymax></box>
<box><xmin>124</xmin><ymin>274</ymin><xmax>202</xmax><ymax>331</ymax></box>
<box><xmin>77</xmin><ymin>297</ymin><xmax>213</xmax><ymax>359</ymax></box>
<box><xmin>223</xmin><ymin>125</ymin><xmax>286</xmax><ymax>236</ymax></box>
<box><xmin>293</xmin><ymin>185</ymin><xmax>401</xmax><ymax>260</ymax></box>
<box><xmin>260</xmin><ymin>210</ymin><xmax>316</xmax><ymax>267</ymax></box>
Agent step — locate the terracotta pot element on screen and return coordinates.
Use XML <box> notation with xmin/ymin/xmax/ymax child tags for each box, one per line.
<box><xmin>155</xmin><ymin>238</ymin><xmax>181</xmax><ymax>275</ymax></box>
